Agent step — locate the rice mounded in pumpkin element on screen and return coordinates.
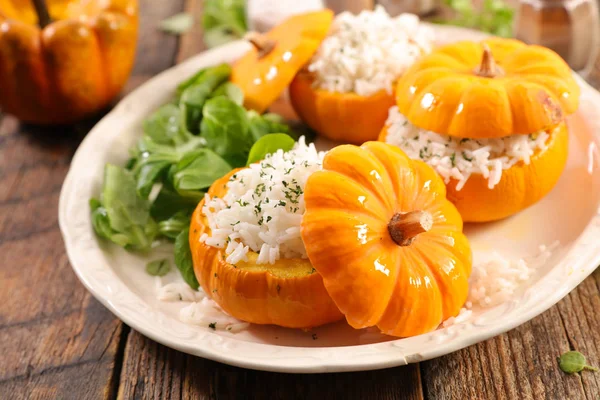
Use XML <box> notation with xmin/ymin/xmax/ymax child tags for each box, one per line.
<box><xmin>200</xmin><ymin>137</ymin><xmax>322</xmax><ymax>265</ymax></box>
<box><xmin>383</xmin><ymin>106</ymin><xmax>556</xmax><ymax>190</ymax></box>
<box><xmin>307</xmin><ymin>5</ymin><xmax>433</xmax><ymax>96</ymax></box>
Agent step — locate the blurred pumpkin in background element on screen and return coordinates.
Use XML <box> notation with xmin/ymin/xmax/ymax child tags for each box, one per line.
<box><xmin>0</xmin><ymin>0</ymin><xmax>138</xmax><ymax>124</ymax></box>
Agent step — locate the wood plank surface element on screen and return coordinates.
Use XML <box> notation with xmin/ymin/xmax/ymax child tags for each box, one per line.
<box><xmin>0</xmin><ymin>1</ymin><xmax>186</xmax><ymax>399</ymax></box>
<box><xmin>2</xmin><ymin>0</ymin><xmax>600</xmax><ymax>399</ymax></box>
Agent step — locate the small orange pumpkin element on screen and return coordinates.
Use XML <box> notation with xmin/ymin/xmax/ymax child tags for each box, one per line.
<box><xmin>190</xmin><ymin>170</ymin><xmax>343</xmax><ymax>329</ymax></box>
<box><xmin>0</xmin><ymin>0</ymin><xmax>138</xmax><ymax>124</ymax></box>
<box><xmin>289</xmin><ymin>72</ymin><xmax>396</xmax><ymax>144</ymax></box>
<box><xmin>395</xmin><ymin>38</ymin><xmax>579</xmax><ymax>139</ymax></box>
<box><xmin>378</xmin><ymin>122</ymin><xmax>569</xmax><ymax>222</ymax></box>
<box><xmin>301</xmin><ymin>142</ymin><xmax>472</xmax><ymax>337</ymax></box>
<box><xmin>230</xmin><ymin>10</ymin><xmax>333</xmax><ymax>114</ymax></box>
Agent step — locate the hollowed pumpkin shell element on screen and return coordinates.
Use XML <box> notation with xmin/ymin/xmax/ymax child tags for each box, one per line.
<box><xmin>190</xmin><ymin>170</ymin><xmax>343</xmax><ymax>329</ymax></box>
<box><xmin>289</xmin><ymin>72</ymin><xmax>396</xmax><ymax>144</ymax></box>
<box><xmin>378</xmin><ymin>122</ymin><xmax>569</xmax><ymax>222</ymax></box>
<box><xmin>301</xmin><ymin>142</ymin><xmax>472</xmax><ymax>337</ymax></box>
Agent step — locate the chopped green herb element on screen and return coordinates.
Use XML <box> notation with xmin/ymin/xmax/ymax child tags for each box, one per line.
<box><xmin>462</xmin><ymin>151</ymin><xmax>473</xmax><ymax>162</ymax></box>
<box><xmin>208</xmin><ymin>322</ymin><xmax>217</xmax><ymax>330</ymax></box>
<box><xmin>450</xmin><ymin>153</ymin><xmax>456</xmax><ymax>167</ymax></box>
<box><xmin>312</xmin><ymin>333</ymin><xmax>318</xmax><ymax>340</ymax></box>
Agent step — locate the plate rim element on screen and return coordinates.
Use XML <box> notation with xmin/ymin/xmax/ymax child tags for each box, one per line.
<box><xmin>59</xmin><ymin>25</ymin><xmax>600</xmax><ymax>373</ymax></box>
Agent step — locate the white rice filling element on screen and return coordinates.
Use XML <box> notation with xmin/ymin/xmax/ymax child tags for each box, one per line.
<box><xmin>308</xmin><ymin>6</ymin><xmax>433</xmax><ymax>96</ymax></box>
<box><xmin>200</xmin><ymin>137</ymin><xmax>324</xmax><ymax>265</ymax></box>
<box><xmin>384</xmin><ymin>107</ymin><xmax>554</xmax><ymax>190</ymax></box>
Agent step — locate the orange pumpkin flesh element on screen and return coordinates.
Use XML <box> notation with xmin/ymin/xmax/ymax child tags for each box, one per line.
<box><xmin>289</xmin><ymin>72</ymin><xmax>396</xmax><ymax>144</ymax></box>
<box><xmin>230</xmin><ymin>10</ymin><xmax>333</xmax><ymax>114</ymax></box>
<box><xmin>395</xmin><ymin>38</ymin><xmax>579</xmax><ymax>139</ymax></box>
<box><xmin>190</xmin><ymin>170</ymin><xmax>343</xmax><ymax>329</ymax></box>
<box><xmin>301</xmin><ymin>142</ymin><xmax>472</xmax><ymax>337</ymax></box>
<box><xmin>378</xmin><ymin>122</ymin><xmax>569</xmax><ymax>222</ymax></box>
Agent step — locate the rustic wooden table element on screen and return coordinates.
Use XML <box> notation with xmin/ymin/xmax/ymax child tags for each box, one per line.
<box><xmin>2</xmin><ymin>1</ymin><xmax>600</xmax><ymax>399</ymax></box>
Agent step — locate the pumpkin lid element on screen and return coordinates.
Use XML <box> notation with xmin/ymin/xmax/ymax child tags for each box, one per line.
<box><xmin>230</xmin><ymin>9</ymin><xmax>334</xmax><ymax>114</ymax></box>
<box><xmin>395</xmin><ymin>38</ymin><xmax>580</xmax><ymax>139</ymax></box>
<box><xmin>300</xmin><ymin>141</ymin><xmax>472</xmax><ymax>337</ymax></box>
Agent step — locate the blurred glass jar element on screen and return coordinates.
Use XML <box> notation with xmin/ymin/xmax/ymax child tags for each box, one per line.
<box><xmin>514</xmin><ymin>0</ymin><xmax>599</xmax><ymax>71</ymax></box>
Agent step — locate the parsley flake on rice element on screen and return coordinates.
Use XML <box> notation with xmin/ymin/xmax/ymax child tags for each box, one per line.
<box><xmin>384</xmin><ymin>107</ymin><xmax>554</xmax><ymax>190</ymax></box>
<box><xmin>200</xmin><ymin>137</ymin><xmax>324</xmax><ymax>265</ymax></box>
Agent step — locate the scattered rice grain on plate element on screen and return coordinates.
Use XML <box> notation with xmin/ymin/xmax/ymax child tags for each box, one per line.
<box><xmin>156</xmin><ymin>282</ymin><xmax>249</xmax><ymax>332</ymax></box>
<box><xmin>201</xmin><ymin>137</ymin><xmax>324</xmax><ymax>265</ymax></box>
<box><xmin>308</xmin><ymin>6</ymin><xmax>433</xmax><ymax>96</ymax></box>
<box><xmin>442</xmin><ymin>242</ymin><xmax>559</xmax><ymax>328</ymax></box>
<box><xmin>384</xmin><ymin>107</ymin><xmax>553</xmax><ymax>190</ymax></box>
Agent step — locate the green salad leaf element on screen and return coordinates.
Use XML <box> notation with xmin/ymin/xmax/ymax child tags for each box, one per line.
<box><xmin>91</xmin><ymin>165</ymin><xmax>157</xmax><ymax>251</ymax></box>
<box><xmin>146</xmin><ymin>259</ymin><xmax>171</xmax><ymax>276</ymax></box>
<box><xmin>90</xmin><ymin>63</ymin><xmax>296</xmax><ymax>289</ymax></box>
<box><xmin>158</xmin><ymin>211</ymin><xmax>192</xmax><ymax>239</ymax></box>
<box><xmin>201</xmin><ymin>96</ymin><xmax>254</xmax><ymax>167</ymax></box>
<box><xmin>202</xmin><ymin>0</ymin><xmax>247</xmax><ymax>48</ymax></box>
<box><xmin>180</xmin><ymin>63</ymin><xmax>231</xmax><ymax>133</ymax></box>
<box><xmin>159</xmin><ymin>13</ymin><xmax>194</xmax><ymax>35</ymax></box>
<box><xmin>172</xmin><ymin>149</ymin><xmax>232</xmax><ymax>199</ymax></box>
<box><xmin>150</xmin><ymin>183</ymin><xmax>198</xmax><ymax>222</ymax></box>
<box><xmin>175</xmin><ymin>228</ymin><xmax>199</xmax><ymax>289</ymax></box>
<box><xmin>210</xmin><ymin>82</ymin><xmax>244</xmax><ymax>105</ymax></box>
<box><xmin>436</xmin><ymin>0</ymin><xmax>514</xmax><ymax>37</ymax></box>
<box><xmin>247</xmin><ymin>134</ymin><xmax>295</xmax><ymax>165</ymax></box>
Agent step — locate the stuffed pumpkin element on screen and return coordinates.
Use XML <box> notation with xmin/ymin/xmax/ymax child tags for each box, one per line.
<box><xmin>190</xmin><ymin>140</ymin><xmax>472</xmax><ymax>336</ymax></box>
<box><xmin>380</xmin><ymin>38</ymin><xmax>579</xmax><ymax>222</ymax></box>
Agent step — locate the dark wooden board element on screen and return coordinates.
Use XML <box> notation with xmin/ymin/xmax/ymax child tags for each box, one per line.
<box><xmin>2</xmin><ymin>0</ymin><xmax>600</xmax><ymax>399</ymax></box>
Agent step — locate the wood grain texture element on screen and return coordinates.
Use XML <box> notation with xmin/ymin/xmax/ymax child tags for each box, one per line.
<box><xmin>118</xmin><ymin>331</ymin><xmax>424</xmax><ymax>400</ymax></box>
<box><xmin>0</xmin><ymin>0</ymin><xmax>186</xmax><ymax>398</ymax></box>
<box><xmin>421</xmin><ymin>269</ymin><xmax>600</xmax><ymax>400</ymax></box>
<box><xmin>3</xmin><ymin>1</ymin><xmax>600</xmax><ymax>399</ymax></box>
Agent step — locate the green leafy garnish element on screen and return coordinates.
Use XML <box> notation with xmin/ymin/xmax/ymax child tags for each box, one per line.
<box><xmin>146</xmin><ymin>259</ymin><xmax>171</xmax><ymax>277</ymax></box>
<box><xmin>180</xmin><ymin>64</ymin><xmax>231</xmax><ymax>133</ymax></box>
<box><xmin>172</xmin><ymin>149</ymin><xmax>232</xmax><ymax>199</ymax></box>
<box><xmin>159</xmin><ymin>13</ymin><xmax>194</xmax><ymax>35</ymax></box>
<box><xmin>91</xmin><ymin>165</ymin><xmax>157</xmax><ymax>251</ymax></box>
<box><xmin>558</xmin><ymin>351</ymin><xmax>599</xmax><ymax>374</ymax></box>
<box><xmin>247</xmin><ymin>134</ymin><xmax>295</xmax><ymax>165</ymax></box>
<box><xmin>90</xmin><ymin>64</ymin><xmax>296</xmax><ymax>289</ymax></box>
<box><xmin>158</xmin><ymin>211</ymin><xmax>192</xmax><ymax>240</ymax></box>
<box><xmin>174</xmin><ymin>228</ymin><xmax>199</xmax><ymax>289</ymax></box>
<box><xmin>202</xmin><ymin>0</ymin><xmax>247</xmax><ymax>48</ymax></box>
<box><xmin>436</xmin><ymin>0</ymin><xmax>514</xmax><ymax>37</ymax></box>
<box><xmin>210</xmin><ymin>82</ymin><xmax>244</xmax><ymax>105</ymax></box>
<box><xmin>201</xmin><ymin>97</ymin><xmax>254</xmax><ymax>167</ymax></box>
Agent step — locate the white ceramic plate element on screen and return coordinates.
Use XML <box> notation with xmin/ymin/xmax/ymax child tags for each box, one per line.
<box><xmin>59</xmin><ymin>25</ymin><xmax>600</xmax><ymax>373</ymax></box>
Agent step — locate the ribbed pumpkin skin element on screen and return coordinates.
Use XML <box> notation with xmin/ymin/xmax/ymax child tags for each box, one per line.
<box><xmin>289</xmin><ymin>73</ymin><xmax>396</xmax><ymax>144</ymax></box>
<box><xmin>0</xmin><ymin>0</ymin><xmax>138</xmax><ymax>124</ymax></box>
<box><xmin>230</xmin><ymin>10</ymin><xmax>333</xmax><ymax>114</ymax></box>
<box><xmin>301</xmin><ymin>142</ymin><xmax>472</xmax><ymax>337</ymax></box>
<box><xmin>190</xmin><ymin>170</ymin><xmax>343</xmax><ymax>329</ymax></box>
<box><xmin>395</xmin><ymin>38</ymin><xmax>579</xmax><ymax>139</ymax></box>
<box><xmin>378</xmin><ymin>122</ymin><xmax>569</xmax><ymax>222</ymax></box>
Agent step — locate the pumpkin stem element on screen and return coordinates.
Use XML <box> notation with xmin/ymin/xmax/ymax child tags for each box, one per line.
<box><xmin>388</xmin><ymin>211</ymin><xmax>433</xmax><ymax>246</ymax></box>
<box><xmin>475</xmin><ymin>43</ymin><xmax>504</xmax><ymax>78</ymax></box>
<box><xmin>244</xmin><ymin>31</ymin><xmax>277</xmax><ymax>59</ymax></box>
<box><xmin>31</xmin><ymin>0</ymin><xmax>52</xmax><ymax>29</ymax></box>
